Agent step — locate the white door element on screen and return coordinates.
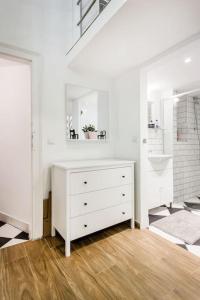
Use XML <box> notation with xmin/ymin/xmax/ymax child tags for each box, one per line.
<box><xmin>0</xmin><ymin>57</ymin><xmax>32</xmax><ymax>232</ymax></box>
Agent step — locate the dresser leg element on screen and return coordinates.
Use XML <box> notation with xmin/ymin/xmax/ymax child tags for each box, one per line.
<box><xmin>65</xmin><ymin>241</ymin><xmax>71</xmax><ymax>257</ymax></box>
<box><xmin>130</xmin><ymin>219</ymin><xmax>135</xmax><ymax>229</ymax></box>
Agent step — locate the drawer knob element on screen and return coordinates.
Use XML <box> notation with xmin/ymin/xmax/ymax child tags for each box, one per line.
<box><xmin>84</xmin><ymin>181</ymin><xmax>87</xmax><ymax>185</ymax></box>
<box><xmin>122</xmin><ymin>212</ymin><xmax>126</xmax><ymax>215</ymax></box>
<box><xmin>84</xmin><ymin>224</ymin><xmax>88</xmax><ymax>228</ymax></box>
<box><xmin>84</xmin><ymin>202</ymin><xmax>88</xmax><ymax>206</ymax></box>
<box><xmin>122</xmin><ymin>193</ymin><xmax>125</xmax><ymax>197</ymax></box>
<box><xmin>122</xmin><ymin>175</ymin><xmax>125</xmax><ymax>178</ymax></box>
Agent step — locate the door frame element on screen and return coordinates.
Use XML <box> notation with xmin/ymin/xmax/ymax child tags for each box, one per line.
<box><xmin>139</xmin><ymin>33</ymin><xmax>200</xmax><ymax>229</ymax></box>
<box><xmin>0</xmin><ymin>42</ymin><xmax>43</xmax><ymax>240</ymax></box>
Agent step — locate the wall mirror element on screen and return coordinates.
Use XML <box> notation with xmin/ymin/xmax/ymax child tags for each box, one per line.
<box><xmin>147</xmin><ymin>99</ymin><xmax>162</xmax><ymax>129</ymax></box>
<box><xmin>65</xmin><ymin>84</ymin><xmax>109</xmax><ymax>141</ymax></box>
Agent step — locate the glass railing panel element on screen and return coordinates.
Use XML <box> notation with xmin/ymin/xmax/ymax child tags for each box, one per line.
<box><xmin>68</xmin><ymin>0</ymin><xmax>111</xmax><ymax>54</ymax></box>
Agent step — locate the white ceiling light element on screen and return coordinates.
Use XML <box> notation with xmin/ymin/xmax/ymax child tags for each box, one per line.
<box><xmin>184</xmin><ymin>57</ymin><xmax>192</xmax><ymax>64</ymax></box>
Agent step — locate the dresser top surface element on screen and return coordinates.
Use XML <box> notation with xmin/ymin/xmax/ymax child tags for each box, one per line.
<box><xmin>53</xmin><ymin>159</ymin><xmax>135</xmax><ymax>170</ymax></box>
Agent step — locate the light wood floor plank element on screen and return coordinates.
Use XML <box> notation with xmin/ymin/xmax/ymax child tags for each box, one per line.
<box><xmin>1</xmin><ymin>223</ymin><xmax>200</xmax><ymax>299</ymax></box>
<box><xmin>25</xmin><ymin>239</ymin><xmax>77</xmax><ymax>300</ymax></box>
<box><xmin>2</xmin><ymin>257</ymin><xmax>41</xmax><ymax>300</ymax></box>
<box><xmin>53</xmin><ymin>244</ymin><xmax>109</xmax><ymax>300</ymax></box>
<box><xmin>2</xmin><ymin>242</ymin><xmax>27</xmax><ymax>265</ymax></box>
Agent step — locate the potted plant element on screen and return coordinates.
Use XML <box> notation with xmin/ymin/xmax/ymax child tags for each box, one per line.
<box><xmin>82</xmin><ymin>125</ymin><xmax>89</xmax><ymax>139</ymax></box>
<box><xmin>87</xmin><ymin>124</ymin><xmax>97</xmax><ymax>139</ymax></box>
<box><xmin>82</xmin><ymin>124</ymin><xmax>97</xmax><ymax>139</ymax></box>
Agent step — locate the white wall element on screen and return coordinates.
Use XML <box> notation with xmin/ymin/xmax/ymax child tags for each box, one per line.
<box><xmin>113</xmin><ymin>68</ymin><xmax>140</xmax><ymax>221</ymax></box>
<box><xmin>43</xmin><ymin>67</ymin><xmax>116</xmax><ymax>198</ymax></box>
<box><xmin>0</xmin><ymin>0</ymin><xmax>72</xmax><ymax>198</ymax></box>
<box><xmin>0</xmin><ymin>1</ymin><xmax>117</xmax><ymax>202</ymax></box>
<box><xmin>0</xmin><ymin>63</ymin><xmax>31</xmax><ymax>225</ymax></box>
<box><xmin>98</xmin><ymin>91</ymin><xmax>109</xmax><ymax>135</ymax></box>
<box><xmin>114</xmin><ymin>68</ymin><xmax>140</xmax><ymax>159</ymax></box>
<box><xmin>113</xmin><ymin>66</ymin><xmax>173</xmax><ymax>224</ymax></box>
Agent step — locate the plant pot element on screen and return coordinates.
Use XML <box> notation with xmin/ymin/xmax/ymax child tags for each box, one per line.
<box><xmin>84</xmin><ymin>132</ymin><xmax>89</xmax><ymax>139</ymax></box>
<box><xmin>88</xmin><ymin>131</ymin><xmax>97</xmax><ymax>139</ymax></box>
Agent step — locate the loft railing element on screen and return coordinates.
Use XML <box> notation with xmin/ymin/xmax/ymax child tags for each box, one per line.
<box><xmin>67</xmin><ymin>0</ymin><xmax>111</xmax><ymax>54</ymax></box>
<box><xmin>77</xmin><ymin>0</ymin><xmax>111</xmax><ymax>36</ymax></box>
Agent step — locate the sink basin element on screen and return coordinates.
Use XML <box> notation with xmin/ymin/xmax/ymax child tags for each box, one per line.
<box><xmin>148</xmin><ymin>154</ymin><xmax>172</xmax><ymax>162</ymax></box>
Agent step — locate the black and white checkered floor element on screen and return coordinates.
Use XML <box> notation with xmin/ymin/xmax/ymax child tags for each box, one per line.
<box><xmin>149</xmin><ymin>203</ymin><xmax>200</xmax><ymax>257</ymax></box>
<box><xmin>0</xmin><ymin>221</ymin><xmax>29</xmax><ymax>249</ymax></box>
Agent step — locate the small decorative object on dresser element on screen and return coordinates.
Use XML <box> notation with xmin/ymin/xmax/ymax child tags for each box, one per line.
<box><xmin>82</xmin><ymin>125</ymin><xmax>89</xmax><ymax>139</ymax></box>
<box><xmin>70</xmin><ymin>129</ymin><xmax>79</xmax><ymax>139</ymax></box>
<box><xmin>52</xmin><ymin>159</ymin><xmax>135</xmax><ymax>256</ymax></box>
<box><xmin>98</xmin><ymin>130</ymin><xmax>106</xmax><ymax>139</ymax></box>
<box><xmin>82</xmin><ymin>124</ymin><xmax>97</xmax><ymax>139</ymax></box>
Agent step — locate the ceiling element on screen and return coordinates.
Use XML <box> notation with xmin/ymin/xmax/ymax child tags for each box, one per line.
<box><xmin>67</xmin><ymin>84</ymin><xmax>93</xmax><ymax>100</ymax></box>
<box><xmin>69</xmin><ymin>0</ymin><xmax>200</xmax><ymax>78</ymax></box>
<box><xmin>147</xmin><ymin>38</ymin><xmax>200</xmax><ymax>96</ymax></box>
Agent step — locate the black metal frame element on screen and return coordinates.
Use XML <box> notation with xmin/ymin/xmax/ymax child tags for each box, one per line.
<box><xmin>77</xmin><ymin>0</ymin><xmax>111</xmax><ymax>37</ymax></box>
<box><xmin>77</xmin><ymin>0</ymin><xmax>97</xmax><ymax>27</ymax></box>
<box><xmin>66</xmin><ymin>0</ymin><xmax>111</xmax><ymax>55</ymax></box>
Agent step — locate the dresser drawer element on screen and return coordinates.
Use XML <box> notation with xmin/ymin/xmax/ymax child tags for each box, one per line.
<box><xmin>70</xmin><ymin>202</ymin><xmax>132</xmax><ymax>240</ymax></box>
<box><xmin>70</xmin><ymin>167</ymin><xmax>132</xmax><ymax>195</ymax></box>
<box><xmin>70</xmin><ymin>185</ymin><xmax>131</xmax><ymax>217</ymax></box>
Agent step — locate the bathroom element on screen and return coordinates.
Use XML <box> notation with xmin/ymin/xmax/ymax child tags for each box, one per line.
<box><xmin>143</xmin><ymin>38</ymin><xmax>200</xmax><ymax>256</ymax></box>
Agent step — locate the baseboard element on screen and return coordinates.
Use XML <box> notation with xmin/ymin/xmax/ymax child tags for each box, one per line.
<box><xmin>0</xmin><ymin>211</ymin><xmax>29</xmax><ymax>233</ymax></box>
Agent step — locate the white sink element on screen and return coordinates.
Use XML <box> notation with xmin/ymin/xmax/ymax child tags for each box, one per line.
<box><xmin>148</xmin><ymin>154</ymin><xmax>172</xmax><ymax>162</ymax></box>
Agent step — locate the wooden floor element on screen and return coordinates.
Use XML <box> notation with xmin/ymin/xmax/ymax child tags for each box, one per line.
<box><xmin>1</xmin><ymin>223</ymin><xmax>200</xmax><ymax>300</ymax></box>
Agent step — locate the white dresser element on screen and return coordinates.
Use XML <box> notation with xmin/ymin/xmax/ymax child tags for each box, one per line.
<box><xmin>52</xmin><ymin>159</ymin><xmax>135</xmax><ymax>256</ymax></box>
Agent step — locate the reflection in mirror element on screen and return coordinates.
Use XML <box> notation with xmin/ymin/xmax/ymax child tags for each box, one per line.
<box><xmin>147</xmin><ymin>100</ymin><xmax>161</xmax><ymax>128</ymax></box>
<box><xmin>66</xmin><ymin>84</ymin><xmax>109</xmax><ymax>141</ymax></box>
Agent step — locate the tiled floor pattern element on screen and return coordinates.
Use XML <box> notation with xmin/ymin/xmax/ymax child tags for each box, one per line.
<box><xmin>0</xmin><ymin>221</ymin><xmax>29</xmax><ymax>249</ymax></box>
<box><xmin>1</xmin><ymin>205</ymin><xmax>200</xmax><ymax>254</ymax></box>
<box><xmin>149</xmin><ymin>203</ymin><xmax>200</xmax><ymax>257</ymax></box>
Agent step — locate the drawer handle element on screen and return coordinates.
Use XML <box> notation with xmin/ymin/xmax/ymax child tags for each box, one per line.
<box><xmin>84</xmin><ymin>202</ymin><xmax>88</xmax><ymax>206</ymax></box>
<box><xmin>84</xmin><ymin>181</ymin><xmax>87</xmax><ymax>185</ymax></box>
<box><xmin>122</xmin><ymin>212</ymin><xmax>126</xmax><ymax>215</ymax></box>
<box><xmin>122</xmin><ymin>193</ymin><xmax>126</xmax><ymax>197</ymax></box>
<box><xmin>84</xmin><ymin>224</ymin><xmax>88</xmax><ymax>228</ymax></box>
<box><xmin>122</xmin><ymin>175</ymin><xmax>125</xmax><ymax>178</ymax></box>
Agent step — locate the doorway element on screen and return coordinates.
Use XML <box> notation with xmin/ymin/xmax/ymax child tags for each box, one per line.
<box><xmin>0</xmin><ymin>54</ymin><xmax>32</xmax><ymax>248</ymax></box>
<box><xmin>140</xmin><ymin>37</ymin><xmax>200</xmax><ymax>257</ymax></box>
<box><xmin>140</xmin><ymin>37</ymin><xmax>200</xmax><ymax>229</ymax></box>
